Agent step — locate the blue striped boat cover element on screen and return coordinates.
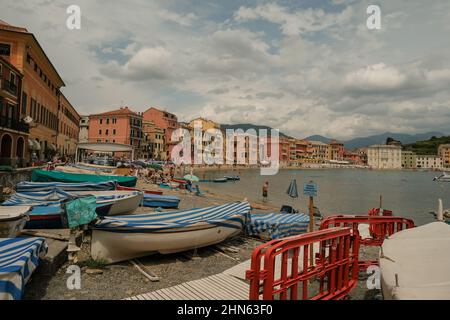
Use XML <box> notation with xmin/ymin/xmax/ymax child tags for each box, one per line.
<box><xmin>93</xmin><ymin>201</ymin><xmax>251</xmax><ymax>233</ymax></box>
<box><xmin>0</xmin><ymin>237</ymin><xmax>47</xmax><ymax>300</ymax></box>
<box><xmin>246</xmin><ymin>213</ymin><xmax>310</xmax><ymax>239</ymax></box>
<box><xmin>143</xmin><ymin>194</ymin><xmax>180</xmax><ymax>203</ymax></box>
<box><xmin>16</xmin><ymin>181</ymin><xmax>117</xmax><ymax>192</ymax></box>
<box><xmin>3</xmin><ymin>189</ymin><xmax>140</xmax><ymax>207</ymax></box>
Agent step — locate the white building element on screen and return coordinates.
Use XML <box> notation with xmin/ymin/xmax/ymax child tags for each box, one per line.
<box><xmin>78</xmin><ymin>116</ymin><xmax>89</xmax><ymax>143</ymax></box>
<box><xmin>367</xmin><ymin>144</ymin><xmax>402</xmax><ymax>169</ymax></box>
<box><xmin>416</xmin><ymin>155</ymin><xmax>442</xmax><ymax>169</ymax></box>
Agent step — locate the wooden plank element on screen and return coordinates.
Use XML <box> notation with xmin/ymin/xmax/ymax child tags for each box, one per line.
<box><xmin>210</xmin><ymin>274</ymin><xmax>249</xmax><ymax>298</ymax></box>
<box><xmin>163</xmin><ymin>286</ymin><xmax>185</xmax><ymax>300</ymax></box>
<box><xmin>170</xmin><ymin>284</ymin><xmax>195</xmax><ymax>300</ymax></box>
<box><xmin>157</xmin><ymin>287</ymin><xmax>176</xmax><ymax>300</ymax></box>
<box><xmin>193</xmin><ymin>276</ymin><xmax>236</xmax><ymax>299</ymax></box>
<box><xmin>203</xmin><ymin>275</ymin><xmax>246</xmax><ymax>298</ymax></box>
<box><xmin>179</xmin><ymin>282</ymin><xmax>212</xmax><ymax>300</ymax></box>
<box><xmin>185</xmin><ymin>278</ymin><xmax>222</xmax><ymax>299</ymax></box>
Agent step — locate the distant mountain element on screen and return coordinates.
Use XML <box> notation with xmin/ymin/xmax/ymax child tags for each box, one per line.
<box><xmin>344</xmin><ymin>132</ymin><xmax>445</xmax><ymax>150</ymax></box>
<box><xmin>304</xmin><ymin>135</ymin><xmax>333</xmax><ymax>144</ymax></box>
<box><xmin>220</xmin><ymin>123</ymin><xmax>291</xmax><ymax>138</ymax></box>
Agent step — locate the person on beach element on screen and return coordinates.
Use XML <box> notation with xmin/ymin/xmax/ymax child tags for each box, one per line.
<box><xmin>262</xmin><ymin>181</ymin><xmax>269</xmax><ymax>202</ymax></box>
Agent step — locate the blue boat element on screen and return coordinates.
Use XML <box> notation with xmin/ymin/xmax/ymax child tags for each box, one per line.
<box><xmin>213</xmin><ymin>178</ymin><xmax>227</xmax><ymax>183</ymax></box>
<box><xmin>224</xmin><ymin>176</ymin><xmax>240</xmax><ymax>181</ymax></box>
<box><xmin>16</xmin><ymin>181</ymin><xmax>117</xmax><ymax>192</ymax></box>
<box><xmin>143</xmin><ymin>194</ymin><xmax>181</xmax><ymax>209</ymax></box>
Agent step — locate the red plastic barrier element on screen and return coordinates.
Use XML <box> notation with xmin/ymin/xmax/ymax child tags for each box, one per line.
<box><xmin>246</xmin><ymin>227</ymin><xmax>360</xmax><ymax>300</ymax></box>
<box><xmin>320</xmin><ymin>215</ymin><xmax>415</xmax><ymax>270</ymax></box>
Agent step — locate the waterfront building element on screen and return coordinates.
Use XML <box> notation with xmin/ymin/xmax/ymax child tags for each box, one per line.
<box><xmin>79</xmin><ymin>116</ymin><xmax>89</xmax><ymax>143</ymax></box>
<box><xmin>344</xmin><ymin>150</ymin><xmax>364</xmax><ymax>165</ymax></box>
<box><xmin>416</xmin><ymin>155</ymin><xmax>442</xmax><ymax>169</ymax></box>
<box><xmin>88</xmin><ymin>107</ymin><xmax>143</xmax><ymax>157</ymax></box>
<box><xmin>308</xmin><ymin>141</ymin><xmax>330</xmax><ymax>163</ymax></box>
<box><xmin>0</xmin><ymin>56</ymin><xmax>28</xmax><ymax>167</ymax></box>
<box><xmin>143</xmin><ymin>107</ymin><xmax>179</xmax><ymax>160</ymax></box>
<box><xmin>402</xmin><ymin>150</ymin><xmax>417</xmax><ymax>169</ymax></box>
<box><xmin>57</xmin><ymin>94</ymin><xmax>80</xmax><ymax>159</ymax></box>
<box><xmin>330</xmin><ymin>140</ymin><xmax>345</xmax><ymax>161</ymax></box>
<box><xmin>142</xmin><ymin>119</ymin><xmax>166</xmax><ymax>160</ymax></box>
<box><xmin>438</xmin><ymin>144</ymin><xmax>450</xmax><ymax>168</ymax></box>
<box><xmin>0</xmin><ymin>20</ymin><xmax>79</xmax><ymax>163</ymax></box>
<box><xmin>367</xmin><ymin>144</ymin><xmax>402</xmax><ymax>169</ymax></box>
<box><xmin>288</xmin><ymin>138</ymin><xmax>310</xmax><ymax>166</ymax></box>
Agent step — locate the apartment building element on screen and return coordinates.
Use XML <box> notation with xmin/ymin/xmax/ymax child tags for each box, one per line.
<box><xmin>367</xmin><ymin>144</ymin><xmax>402</xmax><ymax>169</ymax></box>
<box><xmin>401</xmin><ymin>150</ymin><xmax>417</xmax><ymax>169</ymax></box>
<box><xmin>416</xmin><ymin>155</ymin><xmax>442</xmax><ymax>169</ymax></box>
<box><xmin>438</xmin><ymin>144</ymin><xmax>450</xmax><ymax>168</ymax></box>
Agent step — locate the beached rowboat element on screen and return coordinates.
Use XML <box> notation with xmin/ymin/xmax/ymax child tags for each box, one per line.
<box><xmin>0</xmin><ymin>206</ymin><xmax>30</xmax><ymax>237</ymax></box>
<box><xmin>16</xmin><ymin>181</ymin><xmax>117</xmax><ymax>192</ymax></box>
<box><xmin>116</xmin><ymin>185</ymin><xmax>163</xmax><ymax>195</ymax></box>
<box><xmin>90</xmin><ymin>201</ymin><xmax>251</xmax><ymax>263</ymax></box>
<box><xmin>142</xmin><ymin>194</ymin><xmax>180</xmax><ymax>208</ymax></box>
<box><xmin>32</xmin><ymin>169</ymin><xmax>137</xmax><ymax>187</ymax></box>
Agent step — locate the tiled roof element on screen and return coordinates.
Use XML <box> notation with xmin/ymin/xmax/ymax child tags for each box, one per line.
<box><xmin>91</xmin><ymin>107</ymin><xmax>141</xmax><ymax>117</ymax></box>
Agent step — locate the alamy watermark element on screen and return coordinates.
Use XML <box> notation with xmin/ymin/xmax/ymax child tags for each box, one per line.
<box><xmin>66</xmin><ymin>5</ymin><xmax>81</xmax><ymax>30</ymax></box>
<box><xmin>170</xmin><ymin>122</ymin><xmax>280</xmax><ymax>175</ymax></box>
<box><xmin>366</xmin><ymin>265</ymin><xmax>381</xmax><ymax>290</ymax></box>
<box><xmin>367</xmin><ymin>5</ymin><xmax>381</xmax><ymax>30</ymax></box>
<box><xmin>66</xmin><ymin>265</ymin><xmax>81</xmax><ymax>290</ymax></box>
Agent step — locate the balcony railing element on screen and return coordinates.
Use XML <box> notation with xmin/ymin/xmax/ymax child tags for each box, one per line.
<box><xmin>0</xmin><ymin>80</ymin><xmax>18</xmax><ymax>96</ymax></box>
<box><xmin>0</xmin><ymin>116</ymin><xmax>29</xmax><ymax>133</ymax></box>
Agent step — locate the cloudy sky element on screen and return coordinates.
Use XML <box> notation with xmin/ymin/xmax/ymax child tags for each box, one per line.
<box><xmin>2</xmin><ymin>0</ymin><xmax>450</xmax><ymax>140</ymax></box>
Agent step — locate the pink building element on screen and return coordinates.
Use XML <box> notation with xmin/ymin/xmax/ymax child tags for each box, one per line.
<box><xmin>88</xmin><ymin>107</ymin><xmax>143</xmax><ymax>156</ymax></box>
<box><xmin>142</xmin><ymin>107</ymin><xmax>179</xmax><ymax>159</ymax></box>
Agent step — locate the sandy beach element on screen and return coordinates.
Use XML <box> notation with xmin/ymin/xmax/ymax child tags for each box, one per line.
<box><xmin>23</xmin><ymin>179</ymin><xmax>380</xmax><ymax>300</ymax></box>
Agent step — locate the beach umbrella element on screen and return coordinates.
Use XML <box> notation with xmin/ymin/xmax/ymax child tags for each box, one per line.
<box><xmin>184</xmin><ymin>174</ymin><xmax>200</xmax><ymax>182</ymax></box>
<box><xmin>287</xmin><ymin>179</ymin><xmax>299</xmax><ymax>198</ymax></box>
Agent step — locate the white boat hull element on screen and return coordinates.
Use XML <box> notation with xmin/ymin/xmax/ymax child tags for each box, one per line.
<box><xmin>0</xmin><ymin>206</ymin><xmax>30</xmax><ymax>237</ymax></box>
<box><xmin>76</xmin><ymin>191</ymin><xmax>143</xmax><ymax>216</ymax></box>
<box><xmin>91</xmin><ymin>225</ymin><xmax>241</xmax><ymax>263</ymax></box>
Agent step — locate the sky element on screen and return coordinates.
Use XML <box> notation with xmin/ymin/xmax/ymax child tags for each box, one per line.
<box><xmin>2</xmin><ymin>0</ymin><xmax>450</xmax><ymax>140</ymax></box>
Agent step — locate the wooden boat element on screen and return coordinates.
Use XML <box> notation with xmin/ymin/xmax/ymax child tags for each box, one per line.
<box><xmin>0</xmin><ymin>206</ymin><xmax>30</xmax><ymax>237</ymax></box>
<box><xmin>380</xmin><ymin>222</ymin><xmax>450</xmax><ymax>300</ymax></box>
<box><xmin>75</xmin><ymin>191</ymin><xmax>143</xmax><ymax>216</ymax></box>
<box><xmin>116</xmin><ymin>185</ymin><xmax>162</xmax><ymax>195</ymax></box>
<box><xmin>91</xmin><ymin>201</ymin><xmax>251</xmax><ymax>263</ymax></box>
<box><xmin>143</xmin><ymin>194</ymin><xmax>180</xmax><ymax>208</ymax></box>
<box><xmin>16</xmin><ymin>181</ymin><xmax>117</xmax><ymax>192</ymax></box>
<box><xmin>224</xmin><ymin>176</ymin><xmax>240</xmax><ymax>181</ymax></box>
<box><xmin>32</xmin><ymin>169</ymin><xmax>137</xmax><ymax>187</ymax></box>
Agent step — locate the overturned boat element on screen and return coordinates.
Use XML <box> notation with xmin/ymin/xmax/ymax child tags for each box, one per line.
<box><xmin>433</xmin><ymin>172</ymin><xmax>450</xmax><ymax>182</ymax></box>
<box><xmin>16</xmin><ymin>180</ymin><xmax>117</xmax><ymax>192</ymax></box>
<box><xmin>0</xmin><ymin>206</ymin><xmax>30</xmax><ymax>237</ymax></box>
<box><xmin>91</xmin><ymin>201</ymin><xmax>251</xmax><ymax>263</ymax></box>
<box><xmin>142</xmin><ymin>194</ymin><xmax>180</xmax><ymax>208</ymax></box>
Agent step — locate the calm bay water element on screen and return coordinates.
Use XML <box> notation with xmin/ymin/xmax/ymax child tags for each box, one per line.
<box><xmin>198</xmin><ymin>169</ymin><xmax>447</xmax><ymax>226</ymax></box>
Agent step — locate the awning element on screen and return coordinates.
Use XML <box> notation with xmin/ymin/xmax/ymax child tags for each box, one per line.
<box><xmin>34</xmin><ymin>140</ymin><xmax>41</xmax><ymax>151</ymax></box>
<box><xmin>28</xmin><ymin>139</ymin><xmax>41</xmax><ymax>151</ymax></box>
<box><xmin>49</xmin><ymin>143</ymin><xmax>57</xmax><ymax>151</ymax></box>
<box><xmin>28</xmin><ymin>139</ymin><xmax>34</xmax><ymax>150</ymax></box>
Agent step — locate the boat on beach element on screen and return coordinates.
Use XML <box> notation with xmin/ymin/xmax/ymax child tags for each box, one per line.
<box><xmin>142</xmin><ymin>194</ymin><xmax>180</xmax><ymax>208</ymax></box>
<box><xmin>0</xmin><ymin>206</ymin><xmax>30</xmax><ymax>237</ymax></box>
<box><xmin>72</xmin><ymin>190</ymin><xmax>143</xmax><ymax>216</ymax></box>
<box><xmin>16</xmin><ymin>181</ymin><xmax>117</xmax><ymax>192</ymax></box>
<box><xmin>380</xmin><ymin>222</ymin><xmax>450</xmax><ymax>300</ymax></box>
<box><xmin>90</xmin><ymin>201</ymin><xmax>251</xmax><ymax>263</ymax></box>
<box><xmin>213</xmin><ymin>178</ymin><xmax>227</xmax><ymax>183</ymax></box>
<box><xmin>116</xmin><ymin>185</ymin><xmax>163</xmax><ymax>195</ymax></box>
<box><xmin>31</xmin><ymin>169</ymin><xmax>137</xmax><ymax>187</ymax></box>
<box><xmin>224</xmin><ymin>176</ymin><xmax>240</xmax><ymax>181</ymax></box>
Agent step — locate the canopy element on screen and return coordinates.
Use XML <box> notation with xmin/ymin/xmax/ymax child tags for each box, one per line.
<box><xmin>76</xmin><ymin>142</ymin><xmax>135</xmax><ymax>161</ymax></box>
<box><xmin>0</xmin><ymin>237</ymin><xmax>47</xmax><ymax>300</ymax></box>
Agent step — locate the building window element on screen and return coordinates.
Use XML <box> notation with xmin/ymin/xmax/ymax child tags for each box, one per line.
<box><xmin>99</xmin><ymin>129</ymin><xmax>102</xmax><ymax>135</ymax></box>
<box><xmin>0</xmin><ymin>43</ymin><xmax>11</xmax><ymax>56</ymax></box>
<box><xmin>105</xmin><ymin>129</ymin><xmax>109</xmax><ymax>135</ymax></box>
<box><xmin>100</xmin><ymin>119</ymin><xmax>103</xmax><ymax>124</ymax></box>
<box><xmin>106</xmin><ymin>118</ymin><xmax>110</xmax><ymax>124</ymax></box>
<box><xmin>22</xmin><ymin>92</ymin><xmax>27</xmax><ymax>115</ymax></box>
<box><xmin>113</xmin><ymin>129</ymin><xmax>116</xmax><ymax>135</ymax></box>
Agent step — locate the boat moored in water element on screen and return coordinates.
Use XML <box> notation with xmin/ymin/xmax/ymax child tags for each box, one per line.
<box><xmin>433</xmin><ymin>172</ymin><xmax>450</xmax><ymax>182</ymax></box>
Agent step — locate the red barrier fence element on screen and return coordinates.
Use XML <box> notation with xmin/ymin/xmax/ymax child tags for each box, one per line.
<box><xmin>246</xmin><ymin>227</ymin><xmax>360</xmax><ymax>300</ymax></box>
<box><xmin>320</xmin><ymin>215</ymin><xmax>415</xmax><ymax>270</ymax></box>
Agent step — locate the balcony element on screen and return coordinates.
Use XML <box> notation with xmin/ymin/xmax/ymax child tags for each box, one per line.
<box><xmin>0</xmin><ymin>116</ymin><xmax>29</xmax><ymax>133</ymax></box>
<box><xmin>0</xmin><ymin>79</ymin><xmax>18</xmax><ymax>97</ymax></box>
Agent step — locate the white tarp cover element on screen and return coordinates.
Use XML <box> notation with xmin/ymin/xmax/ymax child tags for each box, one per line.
<box><xmin>380</xmin><ymin>222</ymin><xmax>450</xmax><ymax>300</ymax></box>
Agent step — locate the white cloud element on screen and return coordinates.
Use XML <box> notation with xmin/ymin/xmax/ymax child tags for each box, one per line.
<box><xmin>158</xmin><ymin>9</ymin><xmax>197</xmax><ymax>27</ymax></box>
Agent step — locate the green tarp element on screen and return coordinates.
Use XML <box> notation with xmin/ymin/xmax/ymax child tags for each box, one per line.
<box><xmin>65</xmin><ymin>196</ymin><xmax>97</xmax><ymax>228</ymax></box>
<box><xmin>31</xmin><ymin>169</ymin><xmax>137</xmax><ymax>187</ymax></box>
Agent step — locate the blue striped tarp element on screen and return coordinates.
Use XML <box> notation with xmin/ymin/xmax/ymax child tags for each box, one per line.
<box><xmin>93</xmin><ymin>201</ymin><xmax>251</xmax><ymax>233</ymax></box>
<box><xmin>0</xmin><ymin>237</ymin><xmax>47</xmax><ymax>300</ymax></box>
<box><xmin>2</xmin><ymin>189</ymin><xmax>140</xmax><ymax>207</ymax></box>
<box><xmin>16</xmin><ymin>181</ymin><xmax>117</xmax><ymax>192</ymax></box>
<box><xmin>246</xmin><ymin>213</ymin><xmax>310</xmax><ymax>239</ymax></box>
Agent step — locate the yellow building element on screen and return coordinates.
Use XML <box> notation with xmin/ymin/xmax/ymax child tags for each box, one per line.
<box><xmin>438</xmin><ymin>144</ymin><xmax>450</xmax><ymax>168</ymax></box>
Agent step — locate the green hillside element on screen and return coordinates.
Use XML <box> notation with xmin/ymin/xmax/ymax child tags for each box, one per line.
<box><xmin>403</xmin><ymin>136</ymin><xmax>450</xmax><ymax>155</ymax></box>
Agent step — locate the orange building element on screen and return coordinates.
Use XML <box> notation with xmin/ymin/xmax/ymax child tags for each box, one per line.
<box><xmin>330</xmin><ymin>140</ymin><xmax>345</xmax><ymax>161</ymax></box>
<box><xmin>0</xmin><ymin>56</ymin><xmax>28</xmax><ymax>167</ymax></box>
<box><xmin>88</xmin><ymin>107</ymin><xmax>143</xmax><ymax>158</ymax></box>
<box><xmin>143</xmin><ymin>107</ymin><xmax>179</xmax><ymax>160</ymax></box>
<box><xmin>142</xmin><ymin>119</ymin><xmax>166</xmax><ymax>160</ymax></box>
<box><xmin>0</xmin><ymin>20</ymin><xmax>79</xmax><ymax>163</ymax></box>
